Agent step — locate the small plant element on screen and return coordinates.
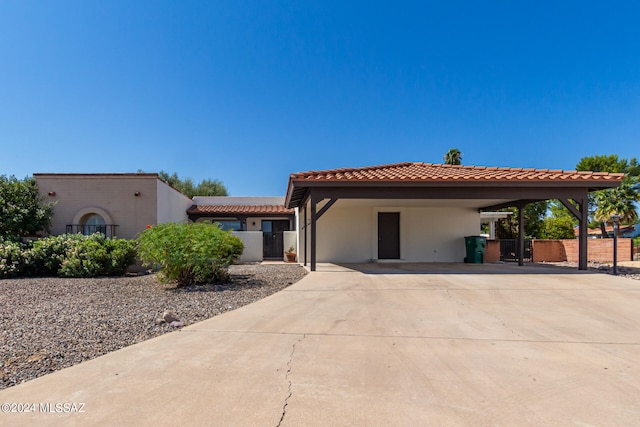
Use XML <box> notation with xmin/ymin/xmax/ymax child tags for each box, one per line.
<box><xmin>137</xmin><ymin>222</ymin><xmax>243</xmax><ymax>286</ymax></box>
<box><xmin>285</xmin><ymin>245</ymin><xmax>297</xmax><ymax>262</ymax></box>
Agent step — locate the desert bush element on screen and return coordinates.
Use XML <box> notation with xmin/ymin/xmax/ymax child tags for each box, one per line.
<box><xmin>56</xmin><ymin>234</ymin><xmax>137</xmax><ymax>278</ymax></box>
<box><xmin>0</xmin><ymin>238</ymin><xmax>26</xmax><ymax>278</ymax></box>
<box><xmin>100</xmin><ymin>237</ymin><xmax>138</xmax><ymax>276</ymax></box>
<box><xmin>1</xmin><ymin>234</ymin><xmax>137</xmax><ymax>278</ymax></box>
<box><xmin>137</xmin><ymin>222</ymin><xmax>243</xmax><ymax>286</ymax></box>
<box><xmin>27</xmin><ymin>234</ymin><xmax>73</xmax><ymax>276</ymax></box>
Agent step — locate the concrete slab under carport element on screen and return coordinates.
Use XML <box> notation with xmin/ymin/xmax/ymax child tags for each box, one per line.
<box><xmin>1</xmin><ymin>263</ymin><xmax>640</xmax><ymax>426</ymax></box>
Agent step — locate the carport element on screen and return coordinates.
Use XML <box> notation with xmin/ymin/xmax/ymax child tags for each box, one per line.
<box><xmin>285</xmin><ymin>162</ymin><xmax>624</xmax><ymax>271</ymax></box>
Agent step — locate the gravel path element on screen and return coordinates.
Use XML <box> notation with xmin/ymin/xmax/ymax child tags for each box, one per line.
<box><xmin>0</xmin><ymin>264</ymin><xmax>307</xmax><ymax>390</ymax></box>
<box><xmin>540</xmin><ymin>261</ymin><xmax>640</xmax><ymax>280</ymax></box>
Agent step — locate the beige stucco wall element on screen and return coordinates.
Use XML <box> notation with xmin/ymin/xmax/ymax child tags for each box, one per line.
<box><xmin>35</xmin><ymin>174</ymin><xmax>161</xmax><ymax>240</ymax></box>
<box><xmin>299</xmin><ymin>199</ymin><xmax>480</xmax><ymax>263</ymax></box>
<box><xmin>156</xmin><ymin>180</ymin><xmax>192</xmax><ymax>224</ymax></box>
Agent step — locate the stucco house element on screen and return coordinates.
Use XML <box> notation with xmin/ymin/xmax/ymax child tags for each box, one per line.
<box><xmin>34</xmin><ymin>174</ymin><xmax>295</xmax><ymax>262</ymax></box>
<box><xmin>34</xmin><ymin>173</ymin><xmax>192</xmax><ymax>240</ymax></box>
<box><xmin>34</xmin><ymin>162</ymin><xmax>624</xmax><ymax>269</ymax></box>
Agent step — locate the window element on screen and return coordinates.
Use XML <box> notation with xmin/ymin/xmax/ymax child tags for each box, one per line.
<box><xmin>215</xmin><ymin>221</ymin><xmax>242</xmax><ymax>231</ymax></box>
<box><xmin>82</xmin><ymin>214</ymin><xmax>106</xmax><ymax>235</ymax></box>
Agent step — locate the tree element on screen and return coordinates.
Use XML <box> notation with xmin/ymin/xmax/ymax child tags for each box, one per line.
<box><xmin>444</xmin><ymin>148</ymin><xmax>462</xmax><ymax>165</ymax></box>
<box><xmin>157</xmin><ymin>171</ymin><xmax>228</xmax><ymax>198</ymax></box>
<box><xmin>494</xmin><ymin>201</ymin><xmax>548</xmax><ymax>239</ymax></box>
<box><xmin>593</xmin><ymin>179</ymin><xmax>639</xmax><ymax>235</ymax></box>
<box><xmin>576</xmin><ymin>154</ymin><xmax>639</xmax><ymax>175</ymax></box>
<box><xmin>0</xmin><ymin>175</ymin><xmax>55</xmax><ymax>239</ymax></box>
<box><xmin>541</xmin><ymin>216</ymin><xmax>576</xmax><ymax>239</ymax></box>
<box><xmin>195</xmin><ymin>178</ymin><xmax>229</xmax><ymax>197</ymax></box>
<box><xmin>576</xmin><ymin>154</ymin><xmax>639</xmax><ymax>237</ymax></box>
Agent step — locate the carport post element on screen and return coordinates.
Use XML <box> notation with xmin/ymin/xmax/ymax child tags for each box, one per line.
<box><xmin>303</xmin><ymin>205</ymin><xmax>308</xmax><ymax>267</ymax></box>
<box><xmin>578</xmin><ymin>198</ymin><xmax>588</xmax><ymax>270</ymax></box>
<box><xmin>559</xmin><ymin>197</ymin><xmax>589</xmax><ymax>270</ymax></box>
<box><xmin>310</xmin><ymin>194</ymin><xmax>317</xmax><ymax>272</ymax></box>
<box><xmin>518</xmin><ymin>205</ymin><xmax>525</xmax><ymax>266</ymax></box>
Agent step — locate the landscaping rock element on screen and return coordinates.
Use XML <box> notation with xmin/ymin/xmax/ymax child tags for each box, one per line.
<box><xmin>162</xmin><ymin>311</ymin><xmax>180</xmax><ymax>323</ymax></box>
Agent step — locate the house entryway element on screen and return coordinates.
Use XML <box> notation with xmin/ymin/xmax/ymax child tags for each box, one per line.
<box><xmin>262</xmin><ymin>220</ymin><xmax>290</xmax><ymax>259</ymax></box>
<box><xmin>378</xmin><ymin>212</ymin><xmax>400</xmax><ymax>259</ymax></box>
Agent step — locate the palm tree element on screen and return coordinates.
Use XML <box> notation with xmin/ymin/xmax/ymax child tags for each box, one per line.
<box><xmin>593</xmin><ymin>177</ymin><xmax>639</xmax><ymax>237</ymax></box>
<box><xmin>444</xmin><ymin>148</ymin><xmax>462</xmax><ymax>165</ymax></box>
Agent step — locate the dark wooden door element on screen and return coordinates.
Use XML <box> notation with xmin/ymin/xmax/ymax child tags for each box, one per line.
<box><xmin>378</xmin><ymin>212</ymin><xmax>400</xmax><ymax>259</ymax></box>
<box><xmin>263</xmin><ymin>220</ymin><xmax>290</xmax><ymax>259</ymax></box>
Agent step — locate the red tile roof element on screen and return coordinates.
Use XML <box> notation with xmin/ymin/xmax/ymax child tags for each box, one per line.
<box><xmin>289</xmin><ymin>162</ymin><xmax>625</xmax><ymax>183</ymax></box>
<box><xmin>187</xmin><ymin>204</ymin><xmax>293</xmax><ymax>215</ymax></box>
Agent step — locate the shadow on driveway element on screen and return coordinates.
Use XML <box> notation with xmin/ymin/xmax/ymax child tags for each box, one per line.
<box><xmin>332</xmin><ymin>262</ymin><xmax>597</xmax><ymax>275</ymax></box>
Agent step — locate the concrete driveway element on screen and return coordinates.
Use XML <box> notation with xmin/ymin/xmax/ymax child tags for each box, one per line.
<box><xmin>2</xmin><ymin>263</ymin><xmax>640</xmax><ymax>426</ymax></box>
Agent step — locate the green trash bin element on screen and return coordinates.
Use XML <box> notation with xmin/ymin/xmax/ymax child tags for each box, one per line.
<box><xmin>464</xmin><ymin>236</ymin><xmax>487</xmax><ymax>263</ymax></box>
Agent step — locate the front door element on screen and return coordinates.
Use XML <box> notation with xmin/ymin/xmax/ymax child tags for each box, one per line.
<box><xmin>378</xmin><ymin>212</ymin><xmax>400</xmax><ymax>259</ymax></box>
<box><xmin>263</xmin><ymin>220</ymin><xmax>290</xmax><ymax>259</ymax></box>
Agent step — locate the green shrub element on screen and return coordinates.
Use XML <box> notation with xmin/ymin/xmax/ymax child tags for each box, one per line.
<box><xmin>56</xmin><ymin>234</ymin><xmax>137</xmax><ymax>278</ymax></box>
<box><xmin>27</xmin><ymin>234</ymin><xmax>73</xmax><ymax>276</ymax></box>
<box><xmin>1</xmin><ymin>234</ymin><xmax>138</xmax><ymax>278</ymax></box>
<box><xmin>0</xmin><ymin>238</ymin><xmax>26</xmax><ymax>278</ymax></box>
<box><xmin>540</xmin><ymin>216</ymin><xmax>577</xmax><ymax>240</ymax></box>
<box><xmin>137</xmin><ymin>222</ymin><xmax>244</xmax><ymax>286</ymax></box>
<box><xmin>101</xmin><ymin>237</ymin><xmax>138</xmax><ymax>276</ymax></box>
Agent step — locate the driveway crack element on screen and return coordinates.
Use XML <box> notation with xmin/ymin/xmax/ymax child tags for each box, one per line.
<box><xmin>277</xmin><ymin>334</ymin><xmax>306</xmax><ymax>427</ymax></box>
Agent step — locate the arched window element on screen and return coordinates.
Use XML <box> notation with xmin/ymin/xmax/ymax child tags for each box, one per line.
<box><xmin>81</xmin><ymin>213</ymin><xmax>106</xmax><ymax>235</ymax></box>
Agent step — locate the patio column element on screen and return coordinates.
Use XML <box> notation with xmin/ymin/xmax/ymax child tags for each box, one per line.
<box><xmin>518</xmin><ymin>204</ymin><xmax>525</xmax><ymax>267</ymax></box>
<box><xmin>559</xmin><ymin>196</ymin><xmax>589</xmax><ymax>271</ymax></box>
<box><xmin>303</xmin><ymin>204</ymin><xmax>308</xmax><ymax>267</ymax></box>
<box><xmin>310</xmin><ymin>193</ymin><xmax>318</xmax><ymax>272</ymax></box>
<box><xmin>489</xmin><ymin>219</ymin><xmax>496</xmax><ymax>240</ymax></box>
<box><xmin>578</xmin><ymin>198</ymin><xmax>588</xmax><ymax>270</ymax></box>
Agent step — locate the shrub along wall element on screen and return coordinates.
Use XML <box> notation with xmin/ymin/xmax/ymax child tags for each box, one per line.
<box><xmin>0</xmin><ymin>234</ymin><xmax>137</xmax><ymax>279</ymax></box>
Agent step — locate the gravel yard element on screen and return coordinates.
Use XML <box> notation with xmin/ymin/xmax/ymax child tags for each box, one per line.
<box><xmin>541</xmin><ymin>260</ymin><xmax>640</xmax><ymax>280</ymax></box>
<box><xmin>0</xmin><ymin>263</ymin><xmax>307</xmax><ymax>390</ymax></box>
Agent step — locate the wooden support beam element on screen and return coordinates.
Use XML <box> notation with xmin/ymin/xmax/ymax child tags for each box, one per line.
<box><xmin>303</xmin><ymin>204</ymin><xmax>307</xmax><ymax>267</ymax></box>
<box><xmin>558</xmin><ymin>198</ymin><xmax>580</xmax><ymax>219</ymax></box>
<box><xmin>578</xmin><ymin>198</ymin><xmax>588</xmax><ymax>270</ymax></box>
<box><xmin>518</xmin><ymin>204</ymin><xmax>525</xmax><ymax>266</ymax></box>
<box><xmin>316</xmin><ymin>198</ymin><xmax>337</xmax><ymax>220</ymax></box>
<box><xmin>480</xmin><ymin>199</ymin><xmax>540</xmax><ymax>212</ymax></box>
<box><xmin>310</xmin><ymin>194</ymin><xmax>317</xmax><ymax>272</ymax></box>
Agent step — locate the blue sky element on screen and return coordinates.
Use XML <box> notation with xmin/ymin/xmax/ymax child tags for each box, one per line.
<box><xmin>1</xmin><ymin>1</ymin><xmax>639</xmax><ymax>195</ymax></box>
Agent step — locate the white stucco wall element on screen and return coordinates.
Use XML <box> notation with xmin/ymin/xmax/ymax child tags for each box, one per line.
<box><xmin>156</xmin><ymin>180</ymin><xmax>192</xmax><ymax>224</ymax></box>
<box><xmin>299</xmin><ymin>200</ymin><xmax>480</xmax><ymax>264</ymax></box>
<box><xmin>231</xmin><ymin>231</ymin><xmax>263</xmax><ymax>263</ymax></box>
